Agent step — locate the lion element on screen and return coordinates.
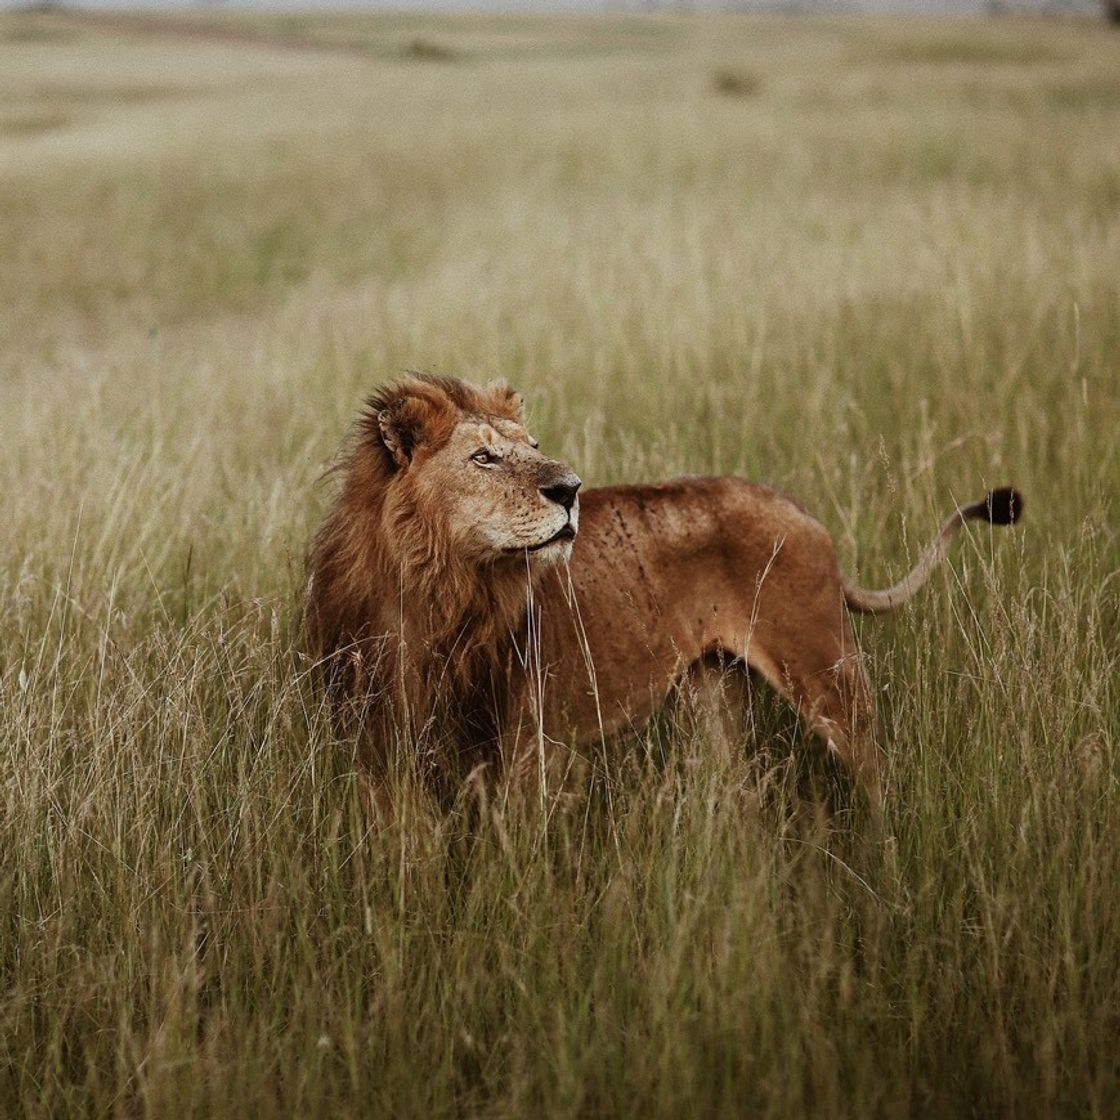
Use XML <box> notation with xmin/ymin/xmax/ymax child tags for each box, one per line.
<box><xmin>305</xmin><ymin>373</ymin><xmax>1022</xmax><ymax>816</ymax></box>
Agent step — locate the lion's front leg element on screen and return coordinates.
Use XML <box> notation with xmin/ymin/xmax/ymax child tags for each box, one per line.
<box><xmin>358</xmin><ymin>769</ymin><xmax>397</xmax><ymax>831</ymax></box>
<box><xmin>496</xmin><ymin>714</ymin><xmax>588</xmax><ymax>816</ymax></box>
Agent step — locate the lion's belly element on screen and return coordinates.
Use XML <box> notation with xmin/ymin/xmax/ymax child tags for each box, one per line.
<box><xmin>536</xmin><ymin>601</ymin><xmax>687</xmax><ymax>742</ymax></box>
<box><xmin>524</xmin><ymin>478</ymin><xmax>826</xmax><ymax>751</ymax></box>
<box><xmin>530</xmin><ymin>485</ymin><xmax>751</xmax><ymax>744</ymax></box>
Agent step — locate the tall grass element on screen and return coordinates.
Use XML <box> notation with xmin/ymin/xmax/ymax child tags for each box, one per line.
<box><xmin>1</xmin><ymin>10</ymin><xmax>1119</xmax><ymax>1117</ymax></box>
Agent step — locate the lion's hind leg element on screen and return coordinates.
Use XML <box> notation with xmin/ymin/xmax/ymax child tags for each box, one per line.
<box><xmin>744</xmin><ymin>619</ymin><xmax>882</xmax><ymax>814</ymax></box>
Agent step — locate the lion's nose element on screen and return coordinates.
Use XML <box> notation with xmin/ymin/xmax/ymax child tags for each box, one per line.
<box><xmin>540</xmin><ymin>474</ymin><xmax>582</xmax><ymax>512</ymax></box>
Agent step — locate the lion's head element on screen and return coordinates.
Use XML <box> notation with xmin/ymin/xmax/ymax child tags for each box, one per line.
<box><xmin>305</xmin><ymin>375</ymin><xmax>582</xmax><ymax>714</ymax></box>
<box><xmin>368</xmin><ymin>374</ymin><xmax>581</xmax><ymax>567</ymax></box>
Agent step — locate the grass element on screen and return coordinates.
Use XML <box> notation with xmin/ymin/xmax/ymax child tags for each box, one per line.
<box><xmin>2</xmin><ymin>8</ymin><xmax>1120</xmax><ymax>1118</ymax></box>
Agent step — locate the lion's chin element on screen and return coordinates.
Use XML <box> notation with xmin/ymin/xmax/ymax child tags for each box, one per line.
<box><xmin>531</xmin><ymin>537</ymin><xmax>574</xmax><ymax>565</ymax></box>
<box><xmin>500</xmin><ymin>529</ymin><xmax>575</xmax><ymax>565</ymax></box>
<box><xmin>504</xmin><ymin>522</ymin><xmax>576</xmax><ymax>556</ymax></box>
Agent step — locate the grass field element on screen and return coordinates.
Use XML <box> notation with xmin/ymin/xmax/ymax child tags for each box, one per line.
<box><xmin>2</xmin><ymin>8</ymin><xmax>1120</xmax><ymax>1117</ymax></box>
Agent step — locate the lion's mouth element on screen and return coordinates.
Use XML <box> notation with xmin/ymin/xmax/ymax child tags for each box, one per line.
<box><xmin>516</xmin><ymin>522</ymin><xmax>576</xmax><ymax>554</ymax></box>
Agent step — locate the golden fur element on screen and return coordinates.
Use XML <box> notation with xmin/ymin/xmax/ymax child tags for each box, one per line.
<box><xmin>305</xmin><ymin>374</ymin><xmax>1022</xmax><ymax>813</ymax></box>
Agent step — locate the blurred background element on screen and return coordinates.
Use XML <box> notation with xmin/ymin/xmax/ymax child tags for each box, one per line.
<box><xmin>3</xmin><ymin>2</ymin><xmax>1120</xmax><ymax>1116</ymax></box>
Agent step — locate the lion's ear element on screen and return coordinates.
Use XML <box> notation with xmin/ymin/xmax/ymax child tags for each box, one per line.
<box><xmin>376</xmin><ymin>399</ymin><xmax>429</xmax><ymax>469</ymax></box>
<box><xmin>485</xmin><ymin>379</ymin><xmax>524</xmax><ymax>422</ymax></box>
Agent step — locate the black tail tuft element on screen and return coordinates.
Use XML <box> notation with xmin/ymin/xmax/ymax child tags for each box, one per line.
<box><xmin>980</xmin><ymin>487</ymin><xmax>1023</xmax><ymax>526</ymax></box>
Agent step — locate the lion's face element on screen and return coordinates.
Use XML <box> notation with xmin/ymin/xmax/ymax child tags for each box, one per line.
<box><xmin>419</xmin><ymin>416</ymin><xmax>581</xmax><ymax>565</ymax></box>
<box><xmin>371</xmin><ymin>376</ymin><xmax>581</xmax><ymax>570</ymax></box>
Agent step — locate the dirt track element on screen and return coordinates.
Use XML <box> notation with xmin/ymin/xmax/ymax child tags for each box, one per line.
<box><xmin>46</xmin><ymin>8</ymin><xmax>389</xmax><ymax>60</ymax></box>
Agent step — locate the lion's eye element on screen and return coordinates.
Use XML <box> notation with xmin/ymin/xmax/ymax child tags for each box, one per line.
<box><xmin>471</xmin><ymin>448</ymin><xmax>500</xmax><ymax>466</ymax></box>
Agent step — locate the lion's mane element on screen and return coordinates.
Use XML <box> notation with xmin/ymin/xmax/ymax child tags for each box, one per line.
<box><xmin>304</xmin><ymin>374</ymin><xmax>533</xmax><ymax>769</ymax></box>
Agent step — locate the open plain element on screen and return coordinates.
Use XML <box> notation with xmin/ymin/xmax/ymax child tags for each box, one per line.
<box><xmin>1</xmin><ymin>9</ymin><xmax>1119</xmax><ymax>1117</ymax></box>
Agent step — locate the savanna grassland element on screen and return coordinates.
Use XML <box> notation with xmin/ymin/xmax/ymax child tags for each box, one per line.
<box><xmin>2</xmin><ymin>8</ymin><xmax>1119</xmax><ymax>1117</ymax></box>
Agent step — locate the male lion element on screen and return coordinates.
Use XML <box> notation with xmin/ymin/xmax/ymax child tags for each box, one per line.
<box><xmin>305</xmin><ymin>373</ymin><xmax>1021</xmax><ymax>815</ymax></box>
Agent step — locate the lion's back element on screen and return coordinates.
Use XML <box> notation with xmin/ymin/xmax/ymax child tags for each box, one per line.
<box><xmin>573</xmin><ymin>476</ymin><xmax>830</xmax><ymax>570</ymax></box>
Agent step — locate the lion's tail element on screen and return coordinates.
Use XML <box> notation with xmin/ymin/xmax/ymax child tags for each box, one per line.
<box><xmin>842</xmin><ymin>487</ymin><xmax>1023</xmax><ymax>616</ymax></box>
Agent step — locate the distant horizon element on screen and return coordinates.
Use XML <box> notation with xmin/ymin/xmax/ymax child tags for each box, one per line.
<box><xmin>0</xmin><ymin>0</ymin><xmax>1105</xmax><ymax>14</ymax></box>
